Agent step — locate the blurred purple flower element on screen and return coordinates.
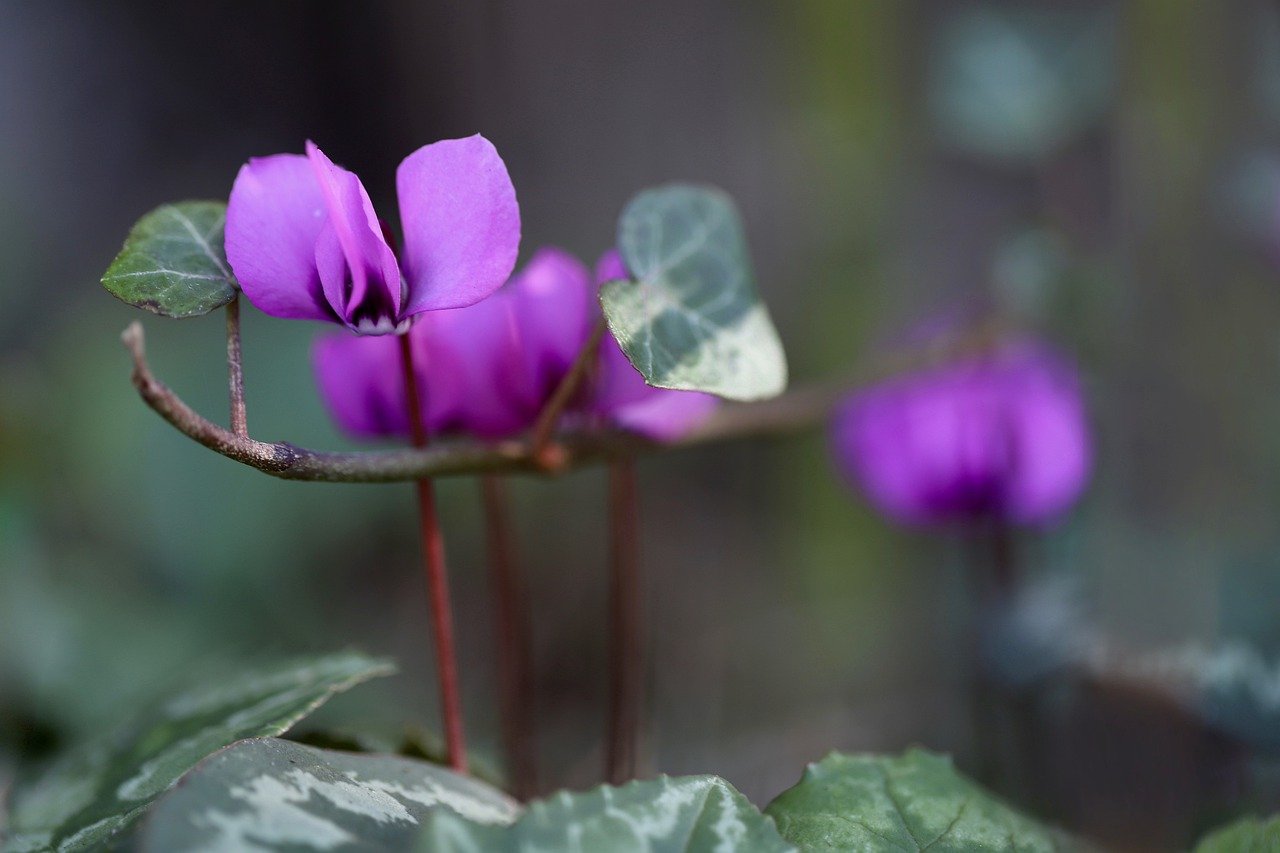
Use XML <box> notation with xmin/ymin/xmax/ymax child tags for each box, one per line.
<box><xmin>313</xmin><ymin>248</ymin><xmax>718</xmax><ymax>442</ymax></box>
<box><xmin>227</xmin><ymin>136</ymin><xmax>519</xmax><ymax>334</ymax></box>
<box><xmin>830</xmin><ymin>339</ymin><xmax>1091</xmax><ymax>527</ymax></box>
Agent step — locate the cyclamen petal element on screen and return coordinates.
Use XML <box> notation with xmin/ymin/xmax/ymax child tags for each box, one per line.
<box><xmin>507</xmin><ymin>248</ymin><xmax>593</xmax><ymax>406</ymax></box>
<box><xmin>610</xmin><ymin>388</ymin><xmax>720</xmax><ymax>443</ymax></box>
<box><xmin>226</xmin><ymin>153</ymin><xmax>333</xmax><ymax>321</ymax></box>
<box><xmin>227</xmin><ymin>136</ymin><xmax>521</xmax><ymax>334</ymax></box>
<box><xmin>594</xmin><ymin>247</ymin><xmax>629</xmax><ymax>285</ymax></box>
<box><xmin>313</xmin><ymin>333</ymin><xmax>407</xmax><ymax>438</ymax></box>
<box><xmin>424</xmin><ymin>297</ymin><xmax>540</xmax><ymax>439</ymax></box>
<box><xmin>305</xmin><ymin>142</ymin><xmax>404</xmax><ymax>334</ymax></box>
<box><xmin>830</xmin><ymin>338</ymin><xmax>1091</xmax><ymax>527</ymax></box>
<box><xmin>397</xmin><ymin>135</ymin><xmax>521</xmax><ymax>314</ymax></box>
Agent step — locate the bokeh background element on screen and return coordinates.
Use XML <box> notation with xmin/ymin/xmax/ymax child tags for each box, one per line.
<box><xmin>5</xmin><ymin>1</ymin><xmax>1280</xmax><ymax>847</ymax></box>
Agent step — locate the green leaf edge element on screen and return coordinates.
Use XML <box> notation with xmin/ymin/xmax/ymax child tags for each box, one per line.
<box><xmin>101</xmin><ymin>199</ymin><xmax>238</xmax><ymax>319</ymax></box>
<box><xmin>133</xmin><ymin>736</ymin><xmax>520</xmax><ymax>852</ymax></box>
<box><xmin>417</xmin><ymin>772</ymin><xmax>795</xmax><ymax>852</ymax></box>
<box><xmin>765</xmin><ymin>747</ymin><xmax>1086</xmax><ymax>852</ymax></box>
<box><xmin>3</xmin><ymin>650</ymin><xmax>396</xmax><ymax>853</ymax></box>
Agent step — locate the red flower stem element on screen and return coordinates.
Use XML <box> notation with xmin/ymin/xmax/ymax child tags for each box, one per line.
<box><xmin>225</xmin><ymin>296</ymin><xmax>247</xmax><ymax>438</ymax></box>
<box><xmin>398</xmin><ymin>332</ymin><xmax>468</xmax><ymax>773</ymax></box>
<box><xmin>605</xmin><ymin>458</ymin><xmax>642</xmax><ymax>784</ymax></box>
<box><xmin>480</xmin><ymin>474</ymin><xmax>537</xmax><ymax>799</ymax></box>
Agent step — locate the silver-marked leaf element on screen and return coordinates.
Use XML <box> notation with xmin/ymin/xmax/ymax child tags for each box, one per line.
<box><xmin>602</xmin><ymin>184</ymin><xmax>787</xmax><ymax>402</ymax></box>
<box><xmin>765</xmin><ymin>750</ymin><xmax>1084</xmax><ymax>852</ymax></box>
<box><xmin>2</xmin><ymin>651</ymin><xmax>393</xmax><ymax>853</ymax></box>
<box><xmin>1194</xmin><ymin>814</ymin><xmax>1280</xmax><ymax>852</ymax></box>
<box><xmin>137</xmin><ymin>738</ymin><xmax>519</xmax><ymax>852</ymax></box>
<box><xmin>416</xmin><ymin>775</ymin><xmax>793</xmax><ymax>852</ymax></box>
<box><xmin>102</xmin><ymin>201</ymin><xmax>237</xmax><ymax>318</ymax></box>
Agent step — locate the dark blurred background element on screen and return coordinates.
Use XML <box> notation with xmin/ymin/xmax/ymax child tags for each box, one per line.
<box><xmin>6</xmin><ymin>1</ymin><xmax>1280</xmax><ymax>848</ymax></box>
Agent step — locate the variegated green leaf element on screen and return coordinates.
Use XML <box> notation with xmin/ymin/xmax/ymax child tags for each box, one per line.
<box><xmin>102</xmin><ymin>201</ymin><xmax>237</xmax><ymax>318</ymax></box>
<box><xmin>602</xmin><ymin>184</ymin><xmax>787</xmax><ymax>402</ymax></box>
<box><xmin>416</xmin><ymin>775</ymin><xmax>793</xmax><ymax>852</ymax></box>
<box><xmin>137</xmin><ymin>738</ymin><xmax>518</xmax><ymax>852</ymax></box>
<box><xmin>765</xmin><ymin>749</ymin><xmax>1084</xmax><ymax>852</ymax></box>
<box><xmin>2</xmin><ymin>652</ymin><xmax>393</xmax><ymax>853</ymax></box>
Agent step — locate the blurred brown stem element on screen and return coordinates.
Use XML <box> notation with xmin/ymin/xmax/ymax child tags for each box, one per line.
<box><xmin>398</xmin><ymin>333</ymin><xmax>468</xmax><ymax>774</ymax></box>
<box><xmin>529</xmin><ymin>318</ymin><xmax>607</xmax><ymax>467</ymax></box>
<box><xmin>480</xmin><ymin>474</ymin><xmax>537</xmax><ymax>799</ymax></box>
<box><xmin>605</xmin><ymin>459</ymin><xmax>642</xmax><ymax>784</ymax></box>
<box><xmin>225</xmin><ymin>296</ymin><xmax>247</xmax><ymax>438</ymax></box>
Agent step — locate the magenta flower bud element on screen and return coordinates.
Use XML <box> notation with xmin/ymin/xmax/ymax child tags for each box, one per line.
<box><xmin>831</xmin><ymin>339</ymin><xmax>1091</xmax><ymax>527</ymax></box>
<box><xmin>227</xmin><ymin>136</ymin><xmax>520</xmax><ymax>334</ymax></box>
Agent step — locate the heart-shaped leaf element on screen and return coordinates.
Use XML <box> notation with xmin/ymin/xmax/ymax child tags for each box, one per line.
<box><xmin>1195</xmin><ymin>814</ymin><xmax>1280</xmax><ymax>852</ymax></box>
<box><xmin>416</xmin><ymin>774</ymin><xmax>793</xmax><ymax>852</ymax></box>
<box><xmin>601</xmin><ymin>184</ymin><xmax>787</xmax><ymax>402</ymax></box>
<box><xmin>765</xmin><ymin>749</ymin><xmax>1083</xmax><ymax>852</ymax></box>
<box><xmin>136</xmin><ymin>737</ymin><xmax>518</xmax><ymax>852</ymax></box>
<box><xmin>102</xmin><ymin>201</ymin><xmax>238</xmax><ymax>318</ymax></box>
<box><xmin>3</xmin><ymin>651</ymin><xmax>393</xmax><ymax>853</ymax></box>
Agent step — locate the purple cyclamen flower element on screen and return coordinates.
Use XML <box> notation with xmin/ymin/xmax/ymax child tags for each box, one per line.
<box><xmin>226</xmin><ymin>136</ymin><xmax>519</xmax><ymax>334</ymax></box>
<box><xmin>830</xmin><ymin>339</ymin><xmax>1091</xmax><ymax>527</ymax></box>
<box><xmin>313</xmin><ymin>248</ymin><xmax>718</xmax><ymax>442</ymax></box>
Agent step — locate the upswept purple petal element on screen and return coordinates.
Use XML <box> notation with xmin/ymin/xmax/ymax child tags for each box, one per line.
<box><xmin>507</xmin><ymin>248</ymin><xmax>592</xmax><ymax>406</ymax></box>
<box><xmin>611</xmin><ymin>389</ymin><xmax>720</xmax><ymax>442</ymax></box>
<box><xmin>593</xmin><ymin>335</ymin><xmax>656</xmax><ymax>411</ymax></box>
<box><xmin>226</xmin><ymin>154</ymin><xmax>332</xmax><ymax>321</ymax></box>
<box><xmin>305</xmin><ymin>142</ymin><xmax>404</xmax><ymax>334</ymax></box>
<box><xmin>830</xmin><ymin>339</ymin><xmax>1091</xmax><ymax>527</ymax></box>
<box><xmin>422</xmin><ymin>298</ymin><xmax>537</xmax><ymax>439</ymax></box>
<box><xmin>396</xmin><ymin>135</ymin><xmax>521</xmax><ymax>315</ymax></box>
<box><xmin>312</xmin><ymin>315</ymin><xmax>509</xmax><ymax>441</ymax></box>
<box><xmin>998</xmin><ymin>346</ymin><xmax>1092</xmax><ymax>523</ymax></box>
<box><xmin>594</xmin><ymin>248</ymin><xmax>629</xmax><ymax>284</ymax></box>
<box><xmin>312</xmin><ymin>332</ymin><xmax>407</xmax><ymax>439</ymax></box>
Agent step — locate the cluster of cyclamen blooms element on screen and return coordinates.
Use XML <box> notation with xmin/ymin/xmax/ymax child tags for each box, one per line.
<box><xmin>314</xmin><ymin>248</ymin><xmax>719</xmax><ymax>443</ymax></box>
<box><xmin>830</xmin><ymin>338</ymin><xmax>1092</xmax><ymax>527</ymax></box>
<box><xmin>226</xmin><ymin>135</ymin><xmax>716</xmax><ymax>441</ymax></box>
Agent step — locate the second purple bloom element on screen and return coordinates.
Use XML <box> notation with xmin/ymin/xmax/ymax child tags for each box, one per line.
<box><xmin>314</xmin><ymin>248</ymin><xmax>719</xmax><ymax>443</ymax></box>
